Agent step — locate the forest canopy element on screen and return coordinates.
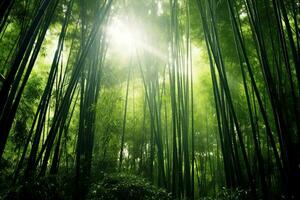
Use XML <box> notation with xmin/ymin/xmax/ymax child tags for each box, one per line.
<box><xmin>0</xmin><ymin>0</ymin><xmax>299</xmax><ymax>199</ymax></box>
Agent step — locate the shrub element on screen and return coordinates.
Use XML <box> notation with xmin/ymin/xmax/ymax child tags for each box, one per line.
<box><xmin>3</xmin><ymin>176</ymin><xmax>64</xmax><ymax>200</ymax></box>
<box><xmin>87</xmin><ymin>173</ymin><xmax>171</xmax><ymax>200</ymax></box>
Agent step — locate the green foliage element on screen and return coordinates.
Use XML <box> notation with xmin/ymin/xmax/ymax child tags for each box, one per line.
<box><xmin>0</xmin><ymin>158</ymin><xmax>12</xmax><ymax>193</ymax></box>
<box><xmin>11</xmin><ymin>73</ymin><xmax>43</xmax><ymax>148</ymax></box>
<box><xmin>1</xmin><ymin>0</ymin><xmax>299</xmax><ymax>199</ymax></box>
<box><xmin>200</xmin><ymin>187</ymin><xmax>250</xmax><ymax>200</ymax></box>
<box><xmin>3</xmin><ymin>176</ymin><xmax>65</xmax><ymax>200</ymax></box>
<box><xmin>87</xmin><ymin>173</ymin><xmax>171</xmax><ymax>200</ymax></box>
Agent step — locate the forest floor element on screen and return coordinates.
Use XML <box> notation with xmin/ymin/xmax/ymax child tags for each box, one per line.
<box><xmin>0</xmin><ymin>170</ymin><xmax>250</xmax><ymax>200</ymax></box>
<box><xmin>0</xmin><ymin>172</ymin><xmax>171</xmax><ymax>200</ymax></box>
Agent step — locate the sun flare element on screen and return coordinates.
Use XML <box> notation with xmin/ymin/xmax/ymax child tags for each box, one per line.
<box><xmin>106</xmin><ymin>17</ymin><xmax>142</xmax><ymax>55</ymax></box>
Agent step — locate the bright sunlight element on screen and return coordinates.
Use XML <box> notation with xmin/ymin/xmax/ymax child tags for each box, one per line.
<box><xmin>106</xmin><ymin>16</ymin><xmax>167</xmax><ymax>62</ymax></box>
<box><xmin>106</xmin><ymin>16</ymin><xmax>142</xmax><ymax>55</ymax></box>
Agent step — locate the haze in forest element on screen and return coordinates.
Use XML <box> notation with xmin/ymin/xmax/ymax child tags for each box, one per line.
<box><xmin>0</xmin><ymin>0</ymin><xmax>299</xmax><ymax>200</ymax></box>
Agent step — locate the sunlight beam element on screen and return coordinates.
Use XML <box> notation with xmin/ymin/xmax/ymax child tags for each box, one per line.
<box><xmin>106</xmin><ymin>16</ymin><xmax>167</xmax><ymax>62</ymax></box>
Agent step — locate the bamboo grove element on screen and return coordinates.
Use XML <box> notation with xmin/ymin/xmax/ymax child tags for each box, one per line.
<box><xmin>0</xmin><ymin>0</ymin><xmax>299</xmax><ymax>199</ymax></box>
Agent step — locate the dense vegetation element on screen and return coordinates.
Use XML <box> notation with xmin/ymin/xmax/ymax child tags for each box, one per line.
<box><xmin>0</xmin><ymin>0</ymin><xmax>299</xmax><ymax>199</ymax></box>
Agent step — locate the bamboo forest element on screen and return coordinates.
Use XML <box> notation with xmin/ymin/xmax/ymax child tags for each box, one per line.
<box><xmin>0</xmin><ymin>0</ymin><xmax>299</xmax><ymax>199</ymax></box>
